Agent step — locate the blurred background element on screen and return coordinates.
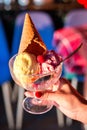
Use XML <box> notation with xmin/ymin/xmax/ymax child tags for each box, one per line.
<box><xmin>0</xmin><ymin>0</ymin><xmax>87</xmax><ymax>130</ymax></box>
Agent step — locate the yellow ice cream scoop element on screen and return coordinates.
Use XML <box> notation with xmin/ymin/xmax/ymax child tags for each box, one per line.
<box><xmin>13</xmin><ymin>52</ymin><xmax>40</xmax><ymax>86</ymax></box>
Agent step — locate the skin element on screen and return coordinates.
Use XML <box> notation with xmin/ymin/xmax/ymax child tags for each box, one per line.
<box><xmin>25</xmin><ymin>78</ymin><xmax>87</xmax><ymax>124</ymax></box>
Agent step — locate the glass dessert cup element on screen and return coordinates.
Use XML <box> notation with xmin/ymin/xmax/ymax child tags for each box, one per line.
<box><xmin>9</xmin><ymin>55</ymin><xmax>62</xmax><ymax>114</ymax></box>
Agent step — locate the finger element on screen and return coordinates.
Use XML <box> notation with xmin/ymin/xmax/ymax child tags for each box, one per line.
<box><xmin>41</xmin><ymin>90</ymin><xmax>68</xmax><ymax>106</ymax></box>
<box><xmin>24</xmin><ymin>91</ymin><xmax>34</xmax><ymax>97</ymax></box>
<box><xmin>41</xmin><ymin>91</ymin><xmax>59</xmax><ymax>101</ymax></box>
<box><xmin>24</xmin><ymin>91</ymin><xmax>43</xmax><ymax>98</ymax></box>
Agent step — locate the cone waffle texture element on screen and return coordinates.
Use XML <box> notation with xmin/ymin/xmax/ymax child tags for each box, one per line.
<box><xmin>18</xmin><ymin>13</ymin><xmax>47</xmax><ymax>56</ymax></box>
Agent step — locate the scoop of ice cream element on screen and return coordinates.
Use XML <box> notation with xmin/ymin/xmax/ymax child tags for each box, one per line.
<box><xmin>37</xmin><ymin>50</ymin><xmax>62</xmax><ymax>74</ymax></box>
<box><xmin>33</xmin><ymin>50</ymin><xmax>62</xmax><ymax>91</ymax></box>
<box><xmin>13</xmin><ymin>52</ymin><xmax>40</xmax><ymax>86</ymax></box>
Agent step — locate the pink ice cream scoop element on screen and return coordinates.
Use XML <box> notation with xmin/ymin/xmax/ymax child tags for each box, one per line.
<box><xmin>33</xmin><ymin>50</ymin><xmax>62</xmax><ymax>90</ymax></box>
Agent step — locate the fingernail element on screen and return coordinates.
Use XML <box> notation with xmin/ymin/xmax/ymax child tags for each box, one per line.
<box><xmin>35</xmin><ymin>91</ymin><xmax>43</xmax><ymax>98</ymax></box>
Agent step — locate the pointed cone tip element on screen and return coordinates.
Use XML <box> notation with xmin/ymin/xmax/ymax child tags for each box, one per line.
<box><xmin>18</xmin><ymin>13</ymin><xmax>47</xmax><ymax>55</ymax></box>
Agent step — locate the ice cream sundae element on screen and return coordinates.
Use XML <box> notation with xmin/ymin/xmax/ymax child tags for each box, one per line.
<box><xmin>9</xmin><ymin>13</ymin><xmax>62</xmax><ymax>114</ymax></box>
<box><xmin>12</xmin><ymin>13</ymin><xmax>62</xmax><ymax>90</ymax></box>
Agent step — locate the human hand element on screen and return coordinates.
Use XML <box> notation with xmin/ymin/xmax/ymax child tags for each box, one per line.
<box><xmin>25</xmin><ymin>78</ymin><xmax>87</xmax><ymax>123</ymax></box>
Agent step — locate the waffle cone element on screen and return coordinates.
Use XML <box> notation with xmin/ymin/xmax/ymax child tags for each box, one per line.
<box><xmin>18</xmin><ymin>13</ymin><xmax>47</xmax><ymax>56</ymax></box>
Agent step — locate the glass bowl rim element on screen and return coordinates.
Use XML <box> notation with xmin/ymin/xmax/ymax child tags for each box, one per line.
<box><xmin>9</xmin><ymin>54</ymin><xmax>63</xmax><ymax>78</ymax></box>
